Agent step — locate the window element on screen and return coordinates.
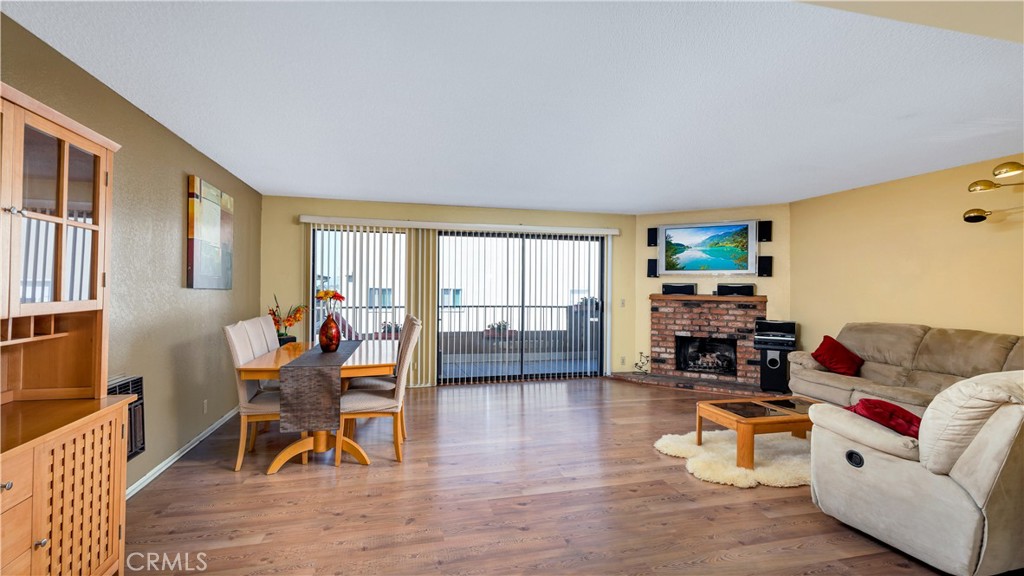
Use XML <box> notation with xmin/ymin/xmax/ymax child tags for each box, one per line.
<box><xmin>310</xmin><ymin>225</ymin><xmax>406</xmax><ymax>341</ymax></box>
<box><xmin>368</xmin><ymin>287</ymin><xmax>393</xmax><ymax>308</ymax></box>
<box><xmin>441</xmin><ymin>288</ymin><xmax>463</xmax><ymax>307</ymax></box>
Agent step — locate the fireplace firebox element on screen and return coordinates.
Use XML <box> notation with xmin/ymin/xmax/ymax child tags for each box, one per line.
<box><xmin>650</xmin><ymin>294</ymin><xmax>766</xmax><ymax>387</ymax></box>
<box><xmin>676</xmin><ymin>336</ymin><xmax>737</xmax><ymax>376</ymax></box>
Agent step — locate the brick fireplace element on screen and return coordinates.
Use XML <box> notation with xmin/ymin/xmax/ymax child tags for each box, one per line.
<box><xmin>649</xmin><ymin>294</ymin><xmax>767</xmax><ymax>388</ymax></box>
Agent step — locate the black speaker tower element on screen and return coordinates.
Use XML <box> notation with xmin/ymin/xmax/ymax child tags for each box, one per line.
<box><xmin>760</xmin><ymin>350</ymin><xmax>791</xmax><ymax>393</ymax></box>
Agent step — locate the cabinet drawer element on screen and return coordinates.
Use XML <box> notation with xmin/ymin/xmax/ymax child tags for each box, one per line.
<box><xmin>1</xmin><ymin>497</ymin><xmax>32</xmax><ymax>564</ymax></box>
<box><xmin>0</xmin><ymin>449</ymin><xmax>33</xmax><ymax>512</ymax></box>
<box><xmin>2</xmin><ymin>548</ymin><xmax>32</xmax><ymax>575</ymax></box>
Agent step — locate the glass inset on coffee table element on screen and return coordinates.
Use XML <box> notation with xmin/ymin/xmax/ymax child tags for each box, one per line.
<box><xmin>695</xmin><ymin>396</ymin><xmax>818</xmax><ymax>469</ymax></box>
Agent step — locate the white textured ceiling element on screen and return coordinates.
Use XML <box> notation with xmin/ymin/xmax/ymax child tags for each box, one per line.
<box><xmin>3</xmin><ymin>2</ymin><xmax>1022</xmax><ymax>214</ymax></box>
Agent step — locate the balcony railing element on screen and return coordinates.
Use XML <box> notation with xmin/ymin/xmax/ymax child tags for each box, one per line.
<box><xmin>437</xmin><ymin>303</ymin><xmax>601</xmax><ymax>382</ymax></box>
<box><xmin>309</xmin><ymin>303</ymin><xmax>602</xmax><ymax>382</ymax></box>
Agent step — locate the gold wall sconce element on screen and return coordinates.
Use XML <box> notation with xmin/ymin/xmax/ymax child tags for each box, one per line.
<box><xmin>962</xmin><ymin>208</ymin><xmax>992</xmax><ymax>223</ymax></box>
<box><xmin>967</xmin><ymin>161</ymin><xmax>1023</xmax><ymax>193</ymax></box>
<box><xmin>964</xmin><ymin>161</ymin><xmax>1023</xmax><ymax>223</ymax></box>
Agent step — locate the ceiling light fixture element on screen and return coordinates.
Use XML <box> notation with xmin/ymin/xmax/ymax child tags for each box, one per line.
<box><xmin>968</xmin><ymin>161</ymin><xmax>1024</xmax><ymax>193</ymax></box>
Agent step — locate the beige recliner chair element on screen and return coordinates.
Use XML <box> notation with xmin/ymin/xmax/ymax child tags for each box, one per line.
<box><xmin>808</xmin><ymin>371</ymin><xmax>1024</xmax><ymax>576</ymax></box>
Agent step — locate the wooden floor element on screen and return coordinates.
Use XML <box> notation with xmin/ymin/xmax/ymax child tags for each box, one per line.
<box><xmin>125</xmin><ymin>379</ymin><xmax>939</xmax><ymax>575</ymax></box>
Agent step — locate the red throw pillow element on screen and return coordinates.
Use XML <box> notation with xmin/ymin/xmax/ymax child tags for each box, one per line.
<box><xmin>811</xmin><ymin>335</ymin><xmax>864</xmax><ymax>376</ymax></box>
<box><xmin>845</xmin><ymin>399</ymin><xmax>922</xmax><ymax>438</ymax></box>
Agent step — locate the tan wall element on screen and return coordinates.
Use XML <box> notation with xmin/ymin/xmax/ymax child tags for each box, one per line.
<box><xmin>633</xmin><ymin>204</ymin><xmax>791</xmax><ymax>363</ymax></box>
<box><xmin>260</xmin><ymin>196</ymin><xmax>636</xmax><ymax>378</ymax></box>
<box><xmin>791</xmin><ymin>153</ymin><xmax>1024</xmax><ymax>349</ymax></box>
<box><xmin>2</xmin><ymin>16</ymin><xmax>264</xmax><ymax>486</ymax></box>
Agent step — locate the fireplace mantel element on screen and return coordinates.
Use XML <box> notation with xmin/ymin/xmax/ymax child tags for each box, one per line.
<box><xmin>649</xmin><ymin>293</ymin><xmax>767</xmax><ymax>389</ymax></box>
<box><xmin>650</xmin><ymin>294</ymin><xmax>767</xmax><ymax>304</ymax></box>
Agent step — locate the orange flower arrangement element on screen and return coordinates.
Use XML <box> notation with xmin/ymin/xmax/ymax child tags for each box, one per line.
<box><xmin>315</xmin><ymin>289</ymin><xmax>346</xmax><ymax>315</ymax></box>
<box><xmin>268</xmin><ymin>295</ymin><xmax>308</xmax><ymax>336</ymax></box>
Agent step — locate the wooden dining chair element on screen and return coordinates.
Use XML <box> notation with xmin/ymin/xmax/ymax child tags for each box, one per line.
<box><xmin>335</xmin><ymin>316</ymin><xmax>421</xmax><ymax>465</ymax></box>
<box><xmin>224</xmin><ymin>320</ymin><xmax>305</xmax><ymax>471</ymax></box>
<box><xmin>257</xmin><ymin>314</ymin><xmax>281</xmax><ymax>351</ymax></box>
<box><xmin>347</xmin><ymin>314</ymin><xmax>417</xmax><ymax>392</ymax></box>
<box><xmin>348</xmin><ymin>314</ymin><xmax>417</xmax><ymax>438</ymax></box>
<box><xmin>243</xmin><ymin>316</ymin><xmax>281</xmax><ymax>393</ymax></box>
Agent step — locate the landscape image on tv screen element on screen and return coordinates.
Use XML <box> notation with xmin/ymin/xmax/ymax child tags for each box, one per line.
<box><xmin>662</xmin><ymin>223</ymin><xmax>750</xmax><ymax>272</ymax></box>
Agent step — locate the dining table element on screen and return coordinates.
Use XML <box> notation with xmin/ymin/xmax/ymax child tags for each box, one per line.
<box><xmin>235</xmin><ymin>339</ymin><xmax>398</xmax><ymax>474</ymax></box>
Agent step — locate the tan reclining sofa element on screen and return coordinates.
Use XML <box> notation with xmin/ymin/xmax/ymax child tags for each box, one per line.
<box><xmin>808</xmin><ymin>371</ymin><xmax>1024</xmax><ymax>576</ymax></box>
<box><xmin>789</xmin><ymin>323</ymin><xmax>1023</xmax><ymax>415</ymax></box>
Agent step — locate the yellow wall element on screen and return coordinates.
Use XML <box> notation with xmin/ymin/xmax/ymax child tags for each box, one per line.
<box><xmin>260</xmin><ymin>197</ymin><xmax>636</xmax><ymax>380</ymax></box>
<box><xmin>791</xmin><ymin>153</ymin><xmax>1024</xmax><ymax>349</ymax></box>
<box><xmin>2</xmin><ymin>16</ymin><xmax>265</xmax><ymax>486</ymax></box>
<box><xmin>808</xmin><ymin>1</ymin><xmax>1024</xmax><ymax>44</ymax></box>
<box><xmin>632</xmin><ymin>204</ymin><xmax>792</xmax><ymax>363</ymax></box>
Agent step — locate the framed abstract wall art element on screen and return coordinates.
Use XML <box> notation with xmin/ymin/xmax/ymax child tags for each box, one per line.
<box><xmin>187</xmin><ymin>175</ymin><xmax>233</xmax><ymax>289</ymax></box>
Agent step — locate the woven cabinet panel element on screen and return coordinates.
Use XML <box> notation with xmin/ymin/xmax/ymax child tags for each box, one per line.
<box><xmin>34</xmin><ymin>411</ymin><xmax>122</xmax><ymax>576</ymax></box>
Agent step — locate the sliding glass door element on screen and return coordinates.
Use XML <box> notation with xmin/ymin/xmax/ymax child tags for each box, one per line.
<box><xmin>437</xmin><ymin>232</ymin><xmax>604</xmax><ymax>384</ymax></box>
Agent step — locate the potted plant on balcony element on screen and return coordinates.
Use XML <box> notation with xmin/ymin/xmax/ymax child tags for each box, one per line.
<box><xmin>572</xmin><ymin>296</ymin><xmax>600</xmax><ymax>313</ymax></box>
<box><xmin>483</xmin><ymin>320</ymin><xmax>513</xmax><ymax>339</ymax></box>
<box><xmin>378</xmin><ymin>320</ymin><xmax>401</xmax><ymax>340</ymax></box>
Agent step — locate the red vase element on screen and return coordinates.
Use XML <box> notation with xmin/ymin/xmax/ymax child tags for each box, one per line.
<box><xmin>318</xmin><ymin>315</ymin><xmax>341</xmax><ymax>353</ymax></box>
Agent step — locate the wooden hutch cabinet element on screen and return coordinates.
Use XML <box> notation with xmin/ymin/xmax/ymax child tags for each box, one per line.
<box><xmin>1</xmin><ymin>83</ymin><xmax>134</xmax><ymax>575</ymax></box>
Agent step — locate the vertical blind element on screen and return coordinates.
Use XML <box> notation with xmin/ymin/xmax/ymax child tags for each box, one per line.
<box><xmin>308</xmin><ymin>221</ymin><xmax>610</xmax><ymax>387</ymax></box>
<box><xmin>436</xmin><ymin>232</ymin><xmax>604</xmax><ymax>384</ymax></box>
<box><xmin>20</xmin><ymin>218</ymin><xmax>56</xmax><ymax>303</ymax></box>
<box><xmin>309</xmin><ymin>223</ymin><xmax>436</xmax><ymax>387</ymax></box>
<box><xmin>20</xmin><ymin>214</ymin><xmax>94</xmax><ymax>303</ymax></box>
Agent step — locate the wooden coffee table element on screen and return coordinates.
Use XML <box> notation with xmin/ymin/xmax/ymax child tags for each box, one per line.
<box><xmin>695</xmin><ymin>396</ymin><xmax>817</xmax><ymax>469</ymax></box>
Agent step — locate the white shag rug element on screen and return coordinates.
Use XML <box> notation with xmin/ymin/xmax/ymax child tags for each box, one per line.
<box><xmin>654</xmin><ymin>430</ymin><xmax>811</xmax><ymax>489</ymax></box>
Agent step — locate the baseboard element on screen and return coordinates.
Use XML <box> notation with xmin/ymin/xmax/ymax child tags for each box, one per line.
<box><xmin>126</xmin><ymin>407</ymin><xmax>238</xmax><ymax>500</ymax></box>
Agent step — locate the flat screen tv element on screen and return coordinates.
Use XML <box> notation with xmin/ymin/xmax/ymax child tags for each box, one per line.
<box><xmin>657</xmin><ymin>220</ymin><xmax>757</xmax><ymax>275</ymax></box>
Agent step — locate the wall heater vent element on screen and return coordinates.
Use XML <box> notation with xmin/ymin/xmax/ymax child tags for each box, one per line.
<box><xmin>107</xmin><ymin>376</ymin><xmax>145</xmax><ymax>461</ymax></box>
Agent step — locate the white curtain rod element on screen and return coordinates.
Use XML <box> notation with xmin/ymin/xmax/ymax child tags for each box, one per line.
<box><xmin>299</xmin><ymin>214</ymin><xmax>621</xmax><ymax>236</ymax></box>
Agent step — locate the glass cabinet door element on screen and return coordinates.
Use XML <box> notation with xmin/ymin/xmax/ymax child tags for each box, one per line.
<box><xmin>62</xmin><ymin>143</ymin><xmax>99</xmax><ymax>302</ymax></box>
<box><xmin>19</xmin><ymin>125</ymin><xmax>60</xmax><ymax>304</ymax></box>
<box><xmin>1</xmin><ymin>102</ymin><xmax>11</xmax><ymax>320</ymax></box>
<box><xmin>8</xmin><ymin>109</ymin><xmax>106</xmax><ymax>315</ymax></box>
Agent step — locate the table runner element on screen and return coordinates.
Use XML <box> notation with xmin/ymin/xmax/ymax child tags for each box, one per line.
<box><xmin>278</xmin><ymin>341</ymin><xmax>360</xmax><ymax>433</ymax></box>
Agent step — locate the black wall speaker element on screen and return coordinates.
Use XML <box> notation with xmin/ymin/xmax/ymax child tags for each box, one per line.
<box><xmin>647</xmin><ymin>259</ymin><xmax>659</xmax><ymax>278</ymax></box>
<box><xmin>757</xmin><ymin>220</ymin><xmax>773</xmax><ymax>242</ymax></box>
<box><xmin>757</xmin><ymin>255</ymin><xmax>773</xmax><ymax>277</ymax></box>
<box><xmin>760</xmin><ymin>350</ymin><xmax>791</xmax><ymax>393</ymax></box>
<box><xmin>717</xmin><ymin>283</ymin><xmax>755</xmax><ymax>296</ymax></box>
<box><xmin>662</xmin><ymin>283</ymin><xmax>697</xmax><ymax>295</ymax></box>
<box><xmin>647</xmin><ymin>227</ymin><xmax>658</xmax><ymax>247</ymax></box>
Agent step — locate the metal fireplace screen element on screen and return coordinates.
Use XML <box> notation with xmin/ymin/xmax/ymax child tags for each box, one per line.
<box><xmin>675</xmin><ymin>336</ymin><xmax>737</xmax><ymax>376</ymax></box>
